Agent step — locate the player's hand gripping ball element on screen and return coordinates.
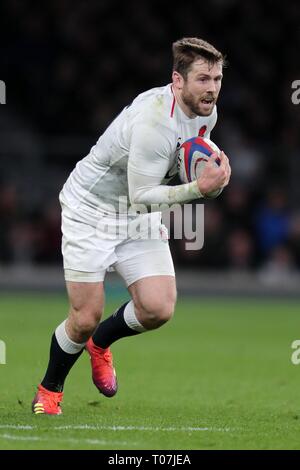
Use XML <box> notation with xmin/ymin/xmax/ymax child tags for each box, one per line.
<box><xmin>177</xmin><ymin>136</ymin><xmax>223</xmax><ymax>198</ymax></box>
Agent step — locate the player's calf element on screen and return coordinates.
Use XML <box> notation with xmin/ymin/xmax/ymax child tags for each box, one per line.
<box><xmin>66</xmin><ymin>280</ymin><xmax>104</xmax><ymax>343</ymax></box>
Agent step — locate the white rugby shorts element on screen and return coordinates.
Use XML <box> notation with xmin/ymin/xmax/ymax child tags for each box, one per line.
<box><xmin>61</xmin><ymin>204</ymin><xmax>175</xmax><ymax>286</ymax></box>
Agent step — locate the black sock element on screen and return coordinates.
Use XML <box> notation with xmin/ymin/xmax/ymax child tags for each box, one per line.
<box><xmin>92</xmin><ymin>302</ymin><xmax>141</xmax><ymax>349</ymax></box>
<box><xmin>41</xmin><ymin>334</ymin><xmax>83</xmax><ymax>392</ymax></box>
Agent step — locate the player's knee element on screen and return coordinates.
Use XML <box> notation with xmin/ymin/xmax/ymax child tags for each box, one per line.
<box><xmin>136</xmin><ymin>295</ymin><xmax>176</xmax><ymax>330</ymax></box>
<box><xmin>156</xmin><ymin>301</ymin><xmax>175</xmax><ymax>326</ymax></box>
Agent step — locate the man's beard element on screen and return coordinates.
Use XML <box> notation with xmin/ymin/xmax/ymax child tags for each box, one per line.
<box><xmin>182</xmin><ymin>88</ymin><xmax>214</xmax><ymax>117</ymax></box>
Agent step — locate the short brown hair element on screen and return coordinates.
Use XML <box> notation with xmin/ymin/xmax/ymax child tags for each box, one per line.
<box><xmin>172</xmin><ymin>37</ymin><xmax>225</xmax><ymax>79</ymax></box>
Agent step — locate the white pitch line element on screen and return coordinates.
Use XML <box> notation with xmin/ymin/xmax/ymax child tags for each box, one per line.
<box><xmin>0</xmin><ymin>433</ymin><xmax>134</xmax><ymax>446</ymax></box>
<box><xmin>0</xmin><ymin>425</ymin><xmax>35</xmax><ymax>430</ymax></box>
<box><xmin>54</xmin><ymin>425</ymin><xmax>231</xmax><ymax>432</ymax></box>
<box><xmin>0</xmin><ymin>424</ymin><xmax>232</xmax><ymax>433</ymax></box>
<box><xmin>0</xmin><ymin>434</ymin><xmax>41</xmax><ymax>441</ymax></box>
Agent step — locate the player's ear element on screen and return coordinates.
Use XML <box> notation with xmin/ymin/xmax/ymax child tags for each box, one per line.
<box><xmin>172</xmin><ymin>71</ymin><xmax>184</xmax><ymax>90</ymax></box>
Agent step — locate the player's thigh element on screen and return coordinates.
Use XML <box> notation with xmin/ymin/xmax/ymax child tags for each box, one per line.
<box><xmin>61</xmin><ymin>203</ymin><xmax>118</xmax><ymax>276</ymax></box>
<box><xmin>114</xmin><ymin>239</ymin><xmax>177</xmax><ymax>315</ymax></box>
<box><xmin>114</xmin><ymin>238</ymin><xmax>176</xmax><ymax>288</ymax></box>
<box><xmin>66</xmin><ymin>281</ymin><xmax>105</xmax><ymax>317</ymax></box>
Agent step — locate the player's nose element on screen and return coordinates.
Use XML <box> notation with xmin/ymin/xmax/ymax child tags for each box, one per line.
<box><xmin>206</xmin><ymin>79</ymin><xmax>217</xmax><ymax>94</ymax></box>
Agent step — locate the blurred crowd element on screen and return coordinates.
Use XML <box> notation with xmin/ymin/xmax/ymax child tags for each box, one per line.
<box><xmin>1</xmin><ymin>0</ymin><xmax>300</xmax><ymax>277</ymax></box>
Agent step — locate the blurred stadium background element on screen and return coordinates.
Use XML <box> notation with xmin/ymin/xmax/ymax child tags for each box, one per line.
<box><xmin>1</xmin><ymin>0</ymin><xmax>300</xmax><ymax>451</ymax></box>
<box><xmin>1</xmin><ymin>0</ymin><xmax>300</xmax><ymax>295</ymax></box>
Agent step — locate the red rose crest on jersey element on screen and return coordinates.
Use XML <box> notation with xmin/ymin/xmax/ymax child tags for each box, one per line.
<box><xmin>198</xmin><ymin>125</ymin><xmax>207</xmax><ymax>137</ymax></box>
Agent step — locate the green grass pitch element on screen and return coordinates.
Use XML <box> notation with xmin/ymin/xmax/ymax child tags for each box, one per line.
<box><xmin>0</xmin><ymin>293</ymin><xmax>300</xmax><ymax>450</ymax></box>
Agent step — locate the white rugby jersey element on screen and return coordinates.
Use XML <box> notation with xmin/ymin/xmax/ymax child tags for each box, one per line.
<box><xmin>60</xmin><ymin>84</ymin><xmax>217</xmax><ymax>221</ymax></box>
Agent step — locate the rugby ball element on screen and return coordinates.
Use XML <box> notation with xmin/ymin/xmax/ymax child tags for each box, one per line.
<box><xmin>177</xmin><ymin>136</ymin><xmax>223</xmax><ymax>198</ymax></box>
<box><xmin>178</xmin><ymin>136</ymin><xmax>221</xmax><ymax>183</ymax></box>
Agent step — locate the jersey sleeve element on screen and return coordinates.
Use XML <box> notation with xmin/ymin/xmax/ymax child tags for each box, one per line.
<box><xmin>128</xmin><ymin>121</ymin><xmax>202</xmax><ymax>206</ymax></box>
